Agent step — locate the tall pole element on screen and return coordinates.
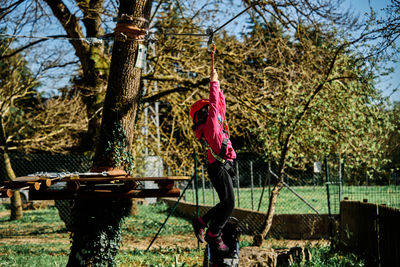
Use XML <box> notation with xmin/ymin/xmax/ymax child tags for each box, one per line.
<box><xmin>236</xmin><ymin>161</ymin><xmax>240</xmax><ymax>208</ymax></box>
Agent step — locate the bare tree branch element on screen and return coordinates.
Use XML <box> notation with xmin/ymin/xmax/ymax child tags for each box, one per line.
<box><xmin>141</xmin><ymin>77</ymin><xmax>209</xmax><ymax>103</ymax></box>
<box><xmin>76</xmin><ymin>0</ymin><xmax>105</xmax><ymax>37</ymax></box>
<box><xmin>42</xmin><ymin>0</ymin><xmax>90</xmax><ymax>72</ymax></box>
<box><xmin>0</xmin><ymin>0</ymin><xmax>25</xmax><ymax>20</ymax></box>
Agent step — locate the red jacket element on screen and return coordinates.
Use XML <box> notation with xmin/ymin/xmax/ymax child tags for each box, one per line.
<box><xmin>195</xmin><ymin>81</ymin><xmax>236</xmax><ymax>164</ymax></box>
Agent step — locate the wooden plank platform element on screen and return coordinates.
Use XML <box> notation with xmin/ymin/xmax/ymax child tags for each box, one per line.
<box><xmin>0</xmin><ymin>174</ymin><xmax>189</xmax><ymax>200</ymax></box>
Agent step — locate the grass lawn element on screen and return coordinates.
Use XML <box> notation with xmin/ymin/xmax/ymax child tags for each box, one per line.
<box><xmin>0</xmin><ymin>202</ymin><xmax>204</xmax><ymax>266</ymax></box>
<box><xmin>0</xmin><ymin>201</ymin><xmax>364</xmax><ymax>266</ymax></box>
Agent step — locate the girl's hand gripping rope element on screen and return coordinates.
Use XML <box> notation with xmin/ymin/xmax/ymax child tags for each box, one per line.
<box><xmin>210</xmin><ymin>68</ymin><xmax>218</xmax><ymax>82</ymax></box>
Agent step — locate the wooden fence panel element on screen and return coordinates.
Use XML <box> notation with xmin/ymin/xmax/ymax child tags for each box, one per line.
<box><xmin>378</xmin><ymin>205</ymin><xmax>400</xmax><ymax>266</ymax></box>
<box><xmin>358</xmin><ymin>202</ymin><xmax>379</xmax><ymax>261</ymax></box>
<box><xmin>163</xmin><ymin>198</ymin><xmax>333</xmax><ymax>238</ymax></box>
<box><xmin>340</xmin><ymin>200</ymin><xmax>400</xmax><ymax>265</ymax></box>
<box><xmin>340</xmin><ymin>201</ymin><xmax>362</xmax><ymax>248</ymax></box>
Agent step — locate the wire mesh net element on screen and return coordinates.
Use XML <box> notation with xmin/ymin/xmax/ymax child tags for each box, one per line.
<box><xmin>1</xmin><ymin>152</ymin><xmax>399</xmax><ymax>241</ymax></box>
<box><xmin>185</xmin><ymin>157</ymin><xmax>328</xmax><ymax>215</ymax></box>
<box><xmin>0</xmin><ymin>152</ymin><xmax>91</xmax><ymax>231</ymax></box>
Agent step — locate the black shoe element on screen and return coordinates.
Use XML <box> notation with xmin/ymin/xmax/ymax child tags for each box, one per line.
<box><xmin>205</xmin><ymin>231</ymin><xmax>229</xmax><ymax>252</ymax></box>
<box><xmin>192</xmin><ymin>218</ymin><xmax>206</xmax><ymax>243</ymax></box>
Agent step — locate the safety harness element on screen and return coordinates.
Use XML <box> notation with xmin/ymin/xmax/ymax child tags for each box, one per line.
<box><xmin>202</xmin><ymin>136</ymin><xmax>235</xmax><ymax>177</ymax></box>
<box><xmin>202</xmin><ymin>137</ymin><xmax>228</xmax><ymax>164</ymax></box>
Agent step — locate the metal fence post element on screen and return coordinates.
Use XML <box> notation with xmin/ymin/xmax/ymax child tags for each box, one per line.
<box><xmin>250</xmin><ymin>161</ymin><xmax>254</xmax><ymax>210</ymax></box>
<box><xmin>338</xmin><ymin>154</ymin><xmax>343</xmax><ymax>202</ymax></box>
<box><xmin>212</xmin><ymin>180</ymin><xmax>215</xmax><ymax>205</ymax></box>
<box><xmin>201</xmin><ymin>166</ymin><xmax>205</xmax><ymax>205</ymax></box>
<box><xmin>268</xmin><ymin>162</ymin><xmax>271</xmax><ymax>197</ymax></box>
<box><xmin>236</xmin><ymin>161</ymin><xmax>240</xmax><ymax>208</ymax></box>
<box><xmin>325</xmin><ymin>156</ymin><xmax>333</xmax><ymax>238</ymax></box>
<box><xmin>189</xmin><ymin>166</ymin><xmax>195</xmax><ymax>202</ymax></box>
<box><xmin>341</xmin><ymin>153</ymin><xmax>345</xmax><ymax>197</ymax></box>
<box><xmin>312</xmin><ymin>173</ymin><xmax>315</xmax><ymax>189</ymax></box>
<box><xmin>194</xmin><ymin>153</ymin><xmax>199</xmax><ymax>219</ymax></box>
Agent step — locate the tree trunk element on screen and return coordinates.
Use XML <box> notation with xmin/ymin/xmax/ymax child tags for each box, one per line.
<box><xmin>253</xmin><ymin>150</ymin><xmax>287</xmax><ymax>247</ymax></box>
<box><xmin>10</xmin><ymin>191</ymin><xmax>23</xmax><ymax>220</ymax></box>
<box><xmin>253</xmin><ymin>181</ymin><xmax>283</xmax><ymax>246</ymax></box>
<box><xmin>0</xmin><ymin>118</ymin><xmax>23</xmax><ymax>220</ymax></box>
<box><xmin>43</xmin><ymin>0</ymin><xmax>110</xmax><ymax>153</ymax></box>
<box><xmin>66</xmin><ymin>1</ymin><xmax>152</xmax><ymax>266</ymax></box>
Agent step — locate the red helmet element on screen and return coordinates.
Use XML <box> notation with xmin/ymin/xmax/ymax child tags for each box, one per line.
<box><xmin>190</xmin><ymin>99</ymin><xmax>209</xmax><ymax>122</ymax></box>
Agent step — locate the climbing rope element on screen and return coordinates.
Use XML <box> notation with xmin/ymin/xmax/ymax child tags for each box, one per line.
<box><xmin>210</xmin><ymin>43</ymin><xmax>216</xmax><ymax>72</ymax></box>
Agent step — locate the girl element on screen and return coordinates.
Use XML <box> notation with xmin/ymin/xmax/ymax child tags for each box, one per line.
<box><xmin>189</xmin><ymin>69</ymin><xmax>236</xmax><ymax>252</ymax></box>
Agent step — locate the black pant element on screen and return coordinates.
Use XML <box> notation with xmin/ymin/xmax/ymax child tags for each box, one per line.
<box><xmin>202</xmin><ymin>161</ymin><xmax>235</xmax><ymax>235</ymax></box>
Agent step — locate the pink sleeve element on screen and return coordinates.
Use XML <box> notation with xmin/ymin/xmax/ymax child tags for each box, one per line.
<box><xmin>205</xmin><ymin>81</ymin><xmax>224</xmax><ymax>155</ymax></box>
<box><xmin>208</xmin><ymin>81</ymin><xmax>220</xmax><ymax>120</ymax></box>
<box><xmin>204</xmin><ymin>81</ymin><xmax>236</xmax><ymax>162</ymax></box>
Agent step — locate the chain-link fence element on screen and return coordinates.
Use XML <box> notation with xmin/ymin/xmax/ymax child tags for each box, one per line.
<box><xmin>185</xmin><ymin>155</ymin><xmax>400</xmax><ymax>211</ymax></box>
<box><xmin>180</xmin><ymin>153</ymin><xmax>400</xmax><ymax>237</ymax></box>
<box><xmin>325</xmin><ymin>154</ymin><xmax>400</xmax><ymax>214</ymax></box>
<box><xmin>0</xmin><ymin>152</ymin><xmax>91</xmax><ymax>230</ymax></box>
<box><xmin>0</xmin><ymin>152</ymin><xmax>91</xmax><ymax>177</ymax></box>
<box><xmin>185</xmin><ymin>155</ymin><xmax>328</xmax><ymax>214</ymax></box>
<box><xmin>1</xmin><ymin>152</ymin><xmax>399</xmax><ymax>240</ymax></box>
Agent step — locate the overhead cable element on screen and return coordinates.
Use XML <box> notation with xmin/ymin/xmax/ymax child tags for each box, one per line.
<box><xmin>164</xmin><ymin>1</ymin><xmax>258</xmax><ymax>38</ymax></box>
<box><xmin>0</xmin><ymin>1</ymin><xmax>259</xmax><ymax>45</ymax></box>
<box><xmin>0</xmin><ymin>33</ymin><xmax>108</xmax><ymax>45</ymax></box>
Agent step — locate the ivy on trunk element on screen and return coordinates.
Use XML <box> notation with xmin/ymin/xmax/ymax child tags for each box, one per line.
<box><xmin>66</xmin><ymin>1</ymin><xmax>153</xmax><ymax>266</ymax></box>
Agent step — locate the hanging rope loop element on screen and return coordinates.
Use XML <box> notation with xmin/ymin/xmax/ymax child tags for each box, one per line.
<box><xmin>114</xmin><ymin>23</ymin><xmax>148</xmax><ymax>42</ymax></box>
<box><xmin>210</xmin><ymin>43</ymin><xmax>216</xmax><ymax>72</ymax></box>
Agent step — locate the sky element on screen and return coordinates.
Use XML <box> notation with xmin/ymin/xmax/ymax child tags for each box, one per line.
<box><xmin>345</xmin><ymin>0</ymin><xmax>400</xmax><ymax>102</ymax></box>
<box><xmin>13</xmin><ymin>0</ymin><xmax>399</xmax><ymax>102</ymax></box>
<box><xmin>193</xmin><ymin>0</ymin><xmax>400</xmax><ymax>102</ymax></box>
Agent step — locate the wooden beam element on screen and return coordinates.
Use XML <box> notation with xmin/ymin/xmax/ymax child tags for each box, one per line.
<box><xmin>28</xmin><ymin>188</ymin><xmax>181</xmax><ymax>200</ymax></box>
<box><xmin>2</xmin><ymin>181</ymin><xmax>41</xmax><ymax>191</ymax></box>
<box><xmin>60</xmin><ymin>175</ymin><xmax>191</xmax><ymax>183</ymax></box>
